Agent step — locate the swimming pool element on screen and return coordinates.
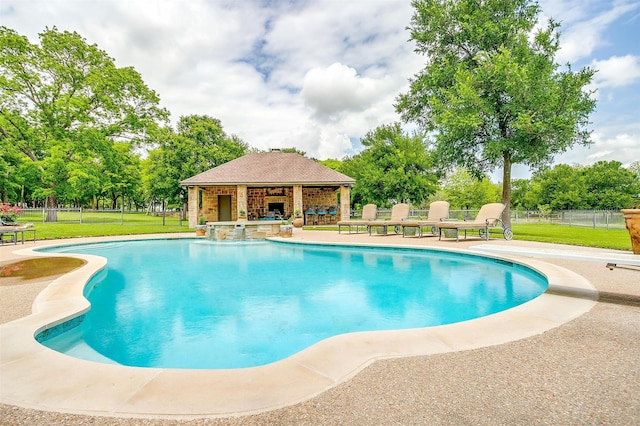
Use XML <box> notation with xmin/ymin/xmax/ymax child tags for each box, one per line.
<box><xmin>37</xmin><ymin>239</ymin><xmax>547</xmax><ymax>369</ymax></box>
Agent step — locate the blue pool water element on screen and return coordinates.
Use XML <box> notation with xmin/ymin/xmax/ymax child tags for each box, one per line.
<box><xmin>38</xmin><ymin>239</ymin><xmax>547</xmax><ymax>369</ymax></box>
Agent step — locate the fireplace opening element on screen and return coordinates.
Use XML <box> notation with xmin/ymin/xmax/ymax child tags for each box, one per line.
<box><xmin>267</xmin><ymin>202</ymin><xmax>285</xmax><ymax>218</ymax></box>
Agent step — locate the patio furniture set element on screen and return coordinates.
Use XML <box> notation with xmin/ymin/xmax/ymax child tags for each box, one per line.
<box><xmin>305</xmin><ymin>206</ymin><xmax>338</xmax><ymax>225</ymax></box>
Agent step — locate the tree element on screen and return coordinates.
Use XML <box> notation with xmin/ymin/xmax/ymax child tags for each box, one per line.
<box><xmin>340</xmin><ymin>123</ymin><xmax>438</xmax><ymax>207</ymax></box>
<box><xmin>144</xmin><ymin>115</ymin><xmax>248</xmax><ymax>206</ymax></box>
<box><xmin>440</xmin><ymin>168</ymin><xmax>500</xmax><ymax>210</ymax></box>
<box><xmin>581</xmin><ymin>161</ymin><xmax>640</xmax><ymax>210</ymax></box>
<box><xmin>396</xmin><ymin>0</ymin><xmax>596</xmax><ymax>227</ymax></box>
<box><xmin>0</xmin><ymin>27</ymin><xmax>168</xmax><ymax>215</ymax></box>
<box><xmin>528</xmin><ymin>164</ymin><xmax>587</xmax><ymax>210</ymax></box>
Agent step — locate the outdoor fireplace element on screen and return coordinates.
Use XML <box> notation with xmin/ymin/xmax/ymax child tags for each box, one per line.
<box><xmin>267</xmin><ymin>202</ymin><xmax>285</xmax><ymax>216</ymax></box>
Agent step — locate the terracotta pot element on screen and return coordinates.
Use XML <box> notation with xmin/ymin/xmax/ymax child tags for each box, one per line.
<box><xmin>621</xmin><ymin>209</ymin><xmax>640</xmax><ymax>254</ymax></box>
<box><xmin>195</xmin><ymin>225</ymin><xmax>207</xmax><ymax>236</ymax></box>
<box><xmin>292</xmin><ymin>217</ymin><xmax>304</xmax><ymax>228</ymax></box>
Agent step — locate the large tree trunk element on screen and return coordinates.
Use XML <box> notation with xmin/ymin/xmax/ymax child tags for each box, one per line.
<box><xmin>501</xmin><ymin>151</ymin><xmax>512</xmax><ymax>229</ymax></box>
<box><xmin>45</xmin><ymin>194</ymin><xmax>58</xmax><ymax>222</ymax></box>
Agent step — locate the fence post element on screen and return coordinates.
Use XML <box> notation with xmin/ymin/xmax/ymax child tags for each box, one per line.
<box><xmin>593</xmin><ymin>210</ymin><xmax>596</xmax><ymax>228</ymax></box>
<box><xmin>79</xmin><ymin>207</ymin><xmax>83</xmax><ymax>224</ymax></box>
<box><xmin>121</xmin><ymin>202</ymin><xmax>124</xmax><ymax>225</ymax></box>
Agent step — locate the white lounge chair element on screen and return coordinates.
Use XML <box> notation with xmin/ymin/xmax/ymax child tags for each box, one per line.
<box><xmin>338</xmin><ymin>204</ymin><xmax>377</xmax><ymax>234</ymax></box>
<box><xmin>367</xmin><ymin>203</ymin><xmax>411</xmax><ymax>236</ymax></box>
<box><xmin>401</xmin><ymin>201</ymin><xmax>450</xmax><ymax>237</ymax></box>
<box><xmin>438</xmin><ymin>203</ymin><xmax>512</xmax><ymax>242</ymax></box>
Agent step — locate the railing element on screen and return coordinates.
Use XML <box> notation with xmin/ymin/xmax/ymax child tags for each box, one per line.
<box><xmin>353</xmin><ymin>208</ymin><xmax>626</xmax><ymax>230</ymax></box>
<box><xmin>15</xmin><ymin>208</ymin><xmax>187</xmax><ymax>226</ymax></box>
<box><xmin>14</xmin><ymin>207</ymin><xmax>626</xmax><ymax>230</ymax></box>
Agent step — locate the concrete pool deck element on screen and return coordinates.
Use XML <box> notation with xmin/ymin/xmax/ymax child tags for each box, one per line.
<box><xmin>1</xmin><ymin>230</ymin><xmax>639</xmax><ymax>424</ymax></box>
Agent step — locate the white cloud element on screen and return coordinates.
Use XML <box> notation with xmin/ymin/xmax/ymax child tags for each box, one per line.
<box><xmin>2</xmin><ymin>0</ymin><xmax>638</xmax><ymax>172</ymax></box>
<box><xmin>554</xmin><ymin>129</ymin><xmax>640</xmax><ymax>169</ymax></box>
<box><xmin>301</xmin><ymin>63</ymin><xmax>395</xmax><ymax>121</ymax></box>
<box><xmin>591</xmin><ymin>55</ymin><xmax>640</xmax><ymax>88</ymax></box>
<box><xmin>539</xmin><ymin>0</ymin><xmax>640</xmax><ymax>64</ymax></box>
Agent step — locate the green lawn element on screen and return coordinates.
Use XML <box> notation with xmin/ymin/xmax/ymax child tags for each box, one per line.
<box><xmin>305</xmin><ymin>223</ymin><xmax>633</xmax><ymax>251</ymax></box>
<box><xmin>511</xmin><ymin>223</ymin><xmax>631</xmax><ymax>251</ymax></box>
<box><xmin>11</xmin><ymin>220</ymin><xmax>633</xmax><ymax>251</ymax></box>
<box><xmin>22</xmin><ymin>223</ymin><xmax>189</xmax><ymax>240</ymax></box>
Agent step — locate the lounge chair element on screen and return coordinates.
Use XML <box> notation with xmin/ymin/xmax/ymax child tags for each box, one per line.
<box><xmin>438</xmin><ymin>203</ymin><xmax>512</xmax><ymax>242</ymax></box>
<box><xmin>338</xmin><ymin>204</ymin><xmax>377</xmax><ymax>234</ymax></box>
<box><xmin>367</xmin><ymin>203</ymin><xmax>411</xmax><ymax>235</ymax></box>
<box><xmin>401</xmin><ymin>201</ymin><xmax>450</xmax><ymax>237</ymax></box>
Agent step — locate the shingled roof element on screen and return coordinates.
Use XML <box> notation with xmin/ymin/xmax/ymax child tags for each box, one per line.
<box><xmin>181</xmin><ymin>152</ymin><xmax>355</xmax><ymax>186</ymax></box>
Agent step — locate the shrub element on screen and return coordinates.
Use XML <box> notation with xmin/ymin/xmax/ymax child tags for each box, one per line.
<box><xmin>0</xmin><ymin>203</ymin><xmax>22</xmax><ymax>223</ymax></box>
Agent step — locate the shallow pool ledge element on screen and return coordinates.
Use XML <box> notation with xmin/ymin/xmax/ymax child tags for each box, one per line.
<box><xmin>0</xmin><ymin>238</ymin><xmax>596</xmax><ymax>419</ymax></box>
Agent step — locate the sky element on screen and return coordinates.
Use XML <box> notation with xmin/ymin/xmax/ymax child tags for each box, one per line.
<box><xmin>2</xmin><ymin>0</ymin><xmax>639</xmax><ymax>180</ymax></box>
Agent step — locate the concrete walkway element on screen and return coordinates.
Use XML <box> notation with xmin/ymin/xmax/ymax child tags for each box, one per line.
<box><xmin>1</xmin><ymin>231</ymin><xmax>638</xmax><ymax>425</ymax></box>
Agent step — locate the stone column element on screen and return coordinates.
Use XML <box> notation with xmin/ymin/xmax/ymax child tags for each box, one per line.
<box><xmin>293</xmin><ymin>184</ymin><xmax>303</xmax><ymax>218</ymax></box>
<box><xmin>237</xmin><ymin>184</ymin><xmax>247</xmax><ymax>220</ymax></box>
<box><xmin>340</xmin><ymin>185</ymin><xmax>350</xmax><ymax>222</ymax></box>
<box><xmin>188</xmin><ymin>186</ymin><xmax>199</xmax><ymax>227</ymax></box>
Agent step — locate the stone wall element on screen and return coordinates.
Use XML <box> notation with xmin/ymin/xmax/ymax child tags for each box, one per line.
<box><xmin>201</xmin><ymin>186</ymin><xmax>238</xmax><ymax>222</ymax></box>
<box><xmin>302</xmin><ymin>187</ymin><xmax>340</xmax><ymax>223</ymax></box>
<box><xmin>247</xmin><ymin>188</ymin><xmax>295</xmax><ymax>219</ymax></box>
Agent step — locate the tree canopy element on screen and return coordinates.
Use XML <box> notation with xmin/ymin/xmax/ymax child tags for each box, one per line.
<box><xmin>0</xmin><ymin>26</ymin><xmax>168</xmax><ymax>212</ymax></box>
<box><xmin>143</xmin><ymin>115</ymin><xmax>248</xmax><ymax>204</ymax></box>
<box><xmin>340</xmin><ymin>123</ymin><xmax>438</xmax><ymax>207</ymax></box>
<box><xmin>1</xmin><ymin>25</ymin><xmax>634</xmax><ymax>218</ymax></box>
<box><xmin>396</xmin><ymin>0</ymin><xmax>596</xmax><ymax>226</ymax></box>
<box><xmin>439</xmin><ymin>168</ymin><xmax>500</xmax><ymax>210</ymax></box>
<box><xmin>514</xmin><ymin>161</ymin><xmax>640</xmax><ymax>211</ymax></box>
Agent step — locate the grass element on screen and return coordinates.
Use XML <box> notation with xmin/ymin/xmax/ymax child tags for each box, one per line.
<box><xmin>305</xmin><ymin>223</ymin><xmax>633</xmax><ymax>251</ymax></box>
<box><xmin>21</xmin><ymin>223</ymin><xmax>189</xmax><ymax>240</ymax></box>
<box><xmin>511</xmin><ymin>223</ymin><xmax>631</xmax><ymax>251</ymax></box>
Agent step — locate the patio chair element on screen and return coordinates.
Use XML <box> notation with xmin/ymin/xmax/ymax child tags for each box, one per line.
<box><xmin>327</xmin><ymin>205</ymin><xmax>338</xmax><ymax>224</ymax></box>
<box><xmin>338</xmin><ymin>204</ymin><xmax>377</xmax><ymax>234</ymax></box>
<box><xmin>367</xmin><ymin>203</ymin><xmax>411</xmax><ymax>236</ymax></box>
<box><xmin>438</xmin><ymin>203</ymin><xmax>512</xmax><ymax>242</ymax></box>
<box><xmin>316</xmin><ymin>206</ymin><xmax>327</xmax><ymax>224</ymax></box>
<box><xmin>305</xmin><ymin>206</ymin><xmax>317</xmax><ymax>225</ymax></box>
<box><xmin>401</xmin><ymin>201</ymin><xmax>450</xmax><ymax>237</ymax></box>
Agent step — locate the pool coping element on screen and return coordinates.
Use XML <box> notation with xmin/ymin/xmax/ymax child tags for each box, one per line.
<box><xmin>0</xmin><ymin>235</ymin><xmax>597</xmax><ymax>419</ymax></box>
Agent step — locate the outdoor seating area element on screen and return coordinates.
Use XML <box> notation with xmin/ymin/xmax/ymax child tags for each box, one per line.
<box><xmin>335</xmin><ymin>202</ymin><xmax>513</xmax><ymax>242</ymax></box>
<box><xmin>305</xmin><ymin>205</ymin><xmax>339</xmax><ymax>225</ymax></box>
